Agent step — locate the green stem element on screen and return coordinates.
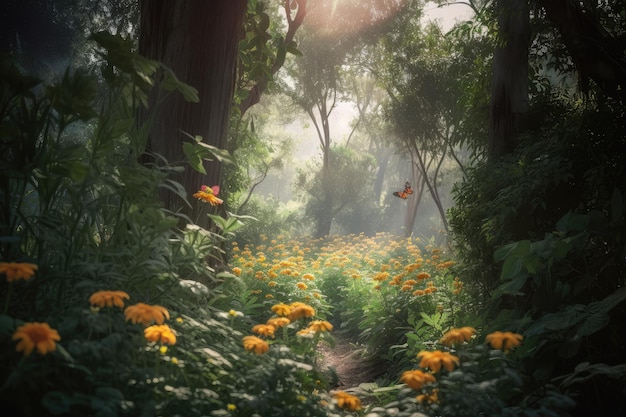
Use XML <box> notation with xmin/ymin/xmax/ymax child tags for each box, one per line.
<box><xmin>2</xmin><ymin>284</ymin><xmax>13</xmax><ymax>315</ymax></box>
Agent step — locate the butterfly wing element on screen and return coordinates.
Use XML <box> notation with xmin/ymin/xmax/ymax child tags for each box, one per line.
<box><xmin>393</xmin><ymin>191</ymin><xmax>408</xmax><ymax>199</ymax></box>
<box><xmin>404</xmin><ymin>182</ymin><xmax>413</xmax><ymax>195</ymax></box>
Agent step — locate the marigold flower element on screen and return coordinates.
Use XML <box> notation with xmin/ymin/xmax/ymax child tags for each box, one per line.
<box><xmin>144</xmin><ymin>324</ymin><xmax>177</xmax><ymax>345</ymax></box>
<box><xmin>440</xmin><ymin>327</ymin><xmax>476</xmax><ymax>347</ymax></box>
<box><xmin>271</xmin><ymin>303</ymin><xmax>291</xmax><ymax>316</ymax></box>
<box><xmin>89</xmin><ymin>290</ymin><xmax>130</xmax><ymax>309</ymax></box>
<box><xmin>124</xmin><ymin>303</ymin><xmax>170</xmax><ymax>325</ymax></box>
<box><xmin>242</xmin><ymin>335</ymin><xmax>269</xmax><ymax>354</ymax></box>
<box><xmin>12</xmin><ymin>322</ymin><xmax>61</xmax><ymax>356</ymax></box>
<box><xmin>267</xmin><ymin>317</ymin><xmax>290</xmax><ymax>329</ymax></box>
<box><xmin>0</xmin><ymin>262</ymin><xmax>38</xmax><ymax>282</ymax></box>
<box><xmin>252</xmin><ymin>324</ymin><xmax>275</xmax><ymax>338</ymax></box>
<box><xmin>416</xmin><ymin>388</ymin><xmax>439</xmax><ymax>404</ymax></box>
<box><xmin>232</xmin><ymin>267</ymin><xmax>242</xmax><ymax>276</ymax></box>
<box><xmin>308</xmin><ymin>320</ymin><xmax>333</xmax><ymax>333</ymax></box>
<box><xmin>333</xmin><ymin>391</ymin><xmax>362</xmax><ymax>411</ymax></box>
<box><xmin>400</xmin><ymin>369</ymin><xmax>436</xmax><ymax>390</ymax></box>
<box><xmin>302</xmin><ymin>273</ymin><xmax>315</xmax><ymax>280</ymax></box>
<box><xmin>192</xmin><ymin>185</ymin><xmax>223</xmax><ymax>206</ymax></box>
<box><xmin>485</xmin><ymin>331</ymin><xmax>524</xmax><ymax>353</ymax></box>
<box><xmin>417</xmin><ymin>272</ymin><xmax>431</xmax><ymax>280</ymax></box>
<box><xmin>297</xmin><ymin>282</ymin><xmax>308</xmax><ymax>290</ymax></box>
<box><xmin>417</xmin><ymin>350</ymin><xmax>459</xmax><ymax>373</ymax></box>
<box><xmin>287</xmin><ymin>304</ymin><xmax>316</xmax><ymax>321</ymax></box>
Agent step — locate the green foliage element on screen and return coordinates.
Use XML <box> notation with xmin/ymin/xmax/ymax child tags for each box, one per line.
<box><xmin>0</xmin><ymin>33</ymin><xmax>338</xmax><ymax>417</ymax></box>
<box><xmin>295</xmin><ymin>146</ymin><xmax>378</xmax><ymax>237</ymax></box>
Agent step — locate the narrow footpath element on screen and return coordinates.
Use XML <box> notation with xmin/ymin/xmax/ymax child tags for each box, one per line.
<box><xmin>317</xmin><ymin>335</ymin><xmax>387</xmax><ymax>390</ymax></box>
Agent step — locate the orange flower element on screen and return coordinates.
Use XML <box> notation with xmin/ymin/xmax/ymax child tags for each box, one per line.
<box><xmin>124</xmin><ymin>303</ymin><xmax>170</xmax><ymax>326</ymax></box>
<box><xmin>439</xmin><ymin>327</ymin><xmax>476</xmax><ymax>347</ymax></box>
<box><xmin>296</xmin><ymin>282</ymin><xmax>308</xmax><ymax>290</ymax></box>
<box><xmin>252</xmin><ymin>324</ymin><xmax>275</xmax><ymax>338</ymax></box>
<box><xmin>417</xmin><ymin>350</ymin><xmax>459</xmax><ymax>373</ymax></box>
<box><xmin>416</xmin><ymin>388</ymin><xmax>439</xmax><ymax>404</ymax></box>
<box><xmin>485</xmin><ymin>331</ymin><xmax>524</xmax><ymax>353</ymax></box>
<box><xmin>242</xmin><ymin>335</ymin><xmax>269</xmax><ymax>354</ymax></box>
<box><xmin>307</xmin><ymin>320</ymin><xmax>333</xmax><ymax>333</ymax></box>
<box><xmin>287</xmin><ymin>304</ymin><xmax>316</xmax><ymax>322</ymax></box>
<box><xmin>400</xmin><ymin>369</ymin><xmax>436</xmax><ymax>390</ymax></box>
<box><xmin>192</xmin><ymin>185</ymin><xmax>223</xmax><ymax>206</ymax></box>
<box><xmin>0</xmin><ymin>262</ymin><xmax>38</xmax><ymax>282</ymax></box>
<box><xmin>89</xmin><ymin>290</ymin><xmax>130</xmax><ymax>309</ymax></box>
<box><xmin>12</xmin><ymin>322</ymin><xmax>61</xmax><ymax>356</ymax></box>
<box><xmin>417</xmin><ymin>272</ymin><xmax>431</xmax><ymax>280</ymax></box>
<box><xmin>271</xmin><ymin>303</ymin><xmax>291</xmax><ymax>317</ymax></box>
<box><xmin>333</xmin><ymin>391</ymin><xmax>361</xmax><ymax>411</ymax></box>
<box><xmin>267</xmin><ymin>317</ymin><xmax>290</xmax><ymax>329</ymax></box>
<box><xmin>144</xmin><ymin>324</ymin><xmax>177</xmax><ymax>345</ymax></box>
<box><xmin>232</xmin><ymin>267</ymin><xmax>242</xmax><ymax>276</ymax></box>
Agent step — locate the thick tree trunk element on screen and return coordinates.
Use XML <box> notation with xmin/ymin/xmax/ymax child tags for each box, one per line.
<box><xmin>488</xmin><ymin>0</ymin><xmax>530</xmax><ymax>159</ymax></box>
<box><xmin>540</xmin><ymin>0</ymin><xmax>626</xmax><ymax>102</ymax></box>
<box><xmin>138</xmin><ymin>0</ymin><xmax>247</xmax><ymax>224</ymax></box>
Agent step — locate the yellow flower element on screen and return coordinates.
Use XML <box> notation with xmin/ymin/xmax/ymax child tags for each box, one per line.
<box><xmin>124</xmin><ymin>303</ymin><xmax>170</xmax><ymax>326</ymax></box>
<box><xmin>333</xmin><ymin>391</ymin><xmax>361</xmax><ymax>411</ymax></box>
<box><xmin>296</xmin><ymin>282</ymin><xmax>308</xmax><ymax>290</ymax></box>
<box><xmin>439</xmin><ymin>326</ymin><xmax>476</xmax><ymax>346</ymax></box>
<box><xmin>144</xmin><ymin>324</ymin><xmax>177</xmax><ymax>345</ymax></box>
<box><xmin>485</xmin><ymin>331</ymin><xmax>524</xmax><ymax>353</ymax></box>
<box><xmin>232</xmin><ymin>267</ymin><xmax>242</xmax><ymax>276</ymax></box>
<box><xmin>0</xmin><ymin>262</ymin><xmax>38</xmax><ymax>282</ymax></box>
<box><xmin>271</xmin><ymin>303</ymin><xmax>291</xmax><ymax>317</ymax></box>
<box><xmin>227</xmin><ymin>404</ymin><xmax>236</xmax><ymax>411</ymax></box>
<box><xmin>252</xmin><ymin>324</ymin><xmax>275</xmax><ymax>338</ymax></box>
<box><xmin>400</xmin><ymin>369</ymin><xmax>436</xmax><ymax>390</ymax></box>
<box><xmin>417</xmin><ymin>350</ymin><xmax>459</xmax><ymax>373</ymax></box>
<box><xmin>308</xmin><ymin>320</ymin><xmax>333</xmax><ymax>333</ymax></box>
<box><xmin>89</xmin><ymin>290</ymin><xmax>130</xmax><ymax>309</ymax></box>
<box><xmin>192</xmin><ymin>185</ymin><xmax>223</xmax><ymax>206</ymax></box>
<box><xmin>242</xmin><ymin>335</ymin><xmax>269</xmax><ymax>354</ymax></box>
<box><xmin>302</xmin><ymin>273</ymin><xmax>315</xmax><ymax>280</ymax></box>
<box><xmin>268</xmin><ymin>281</ymin><xmax>277</xmax><ymax>287</ymax></box>
<box><xmin>267</xmin><ymin>317</ymin><xmax>290</xmax><ymax>328</ymax></box>
<box><xmin>12</xmin><ymin>322</ymin><xmax>61</xmax><ymax>356</ymax></box>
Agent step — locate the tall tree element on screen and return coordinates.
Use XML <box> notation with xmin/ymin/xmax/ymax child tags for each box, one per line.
<box><xmin>488</xmin><ymin>0</ymin><xmax>530</xmax><ymax>158</ymax></box>
<box><xmin>138</xmin><ymin>0</ymin><xmax>247</xmax><ymax>224</ymax></box>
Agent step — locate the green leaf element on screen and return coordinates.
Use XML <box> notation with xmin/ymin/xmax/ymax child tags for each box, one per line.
<box><xmin>556</xmin><ymin>212</ymin><xmax>589</xmax><ymax>233</ymax></box>
<box><xmin>576</xmin><ymin>312</ymin><xmax>610</xmax><ymax>337</ymax></box>
<box><xmin>161</xmin><ymin>67</ymin><xmax>199</xmax><ymax>102</ymax></box>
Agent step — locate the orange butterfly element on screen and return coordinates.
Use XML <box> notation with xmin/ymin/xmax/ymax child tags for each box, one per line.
<box><xmin>393</xmin><ymin>181</ymin><xmax>414</xmax><ymax>199</ymax></box>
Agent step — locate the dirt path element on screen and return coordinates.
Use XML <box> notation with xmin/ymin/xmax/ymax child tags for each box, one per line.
<box><xmin>317</xmin><ymin>335</ymin><xmax>387</xmax><ymax>390</ymax></box>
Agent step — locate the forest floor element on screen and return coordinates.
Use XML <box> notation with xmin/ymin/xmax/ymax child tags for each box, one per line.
<box><xmin>317</xmin><ymin>334</ymin><xmax>388</xmax><ymax>391</ymax></box>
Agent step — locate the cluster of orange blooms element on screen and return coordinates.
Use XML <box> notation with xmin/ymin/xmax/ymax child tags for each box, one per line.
<box><xmin>242</xmin><ymin>301</ymin><xmax>334</xmax><ymax>355</ymax></box>
<box><xmin>229</xmin><ymin>233</ymin><xmax>459</xmax><ymax>306</ymax></box>
<box><xmin>88</xmin><ymin>290</ymin><xmax>177</xmax><ymax>345</ymax></box>
<box><xmin>400</xmin><ymin>326</ymin><xmax>524</xmax><ymax>405</ymax></box>
<box><xmin>1</xmin><ymin>262</ymin><xmax>179</xmax><ymax>357</ymax></box>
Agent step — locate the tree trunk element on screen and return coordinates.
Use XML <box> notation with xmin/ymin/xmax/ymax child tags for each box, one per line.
<box><xmin>539</xmin><ymin>0</ymin><xmax>626</xmax><ymax>102</ymax></box>
<box><xmin>488</xmin><ymin>0</ymin><xmax>530</xmax><ymax>159</ymax></box>
<box><xmin>138</xmin><ymin>0</ymin><xmax>247</xmax><ymax>224</ymax></box>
